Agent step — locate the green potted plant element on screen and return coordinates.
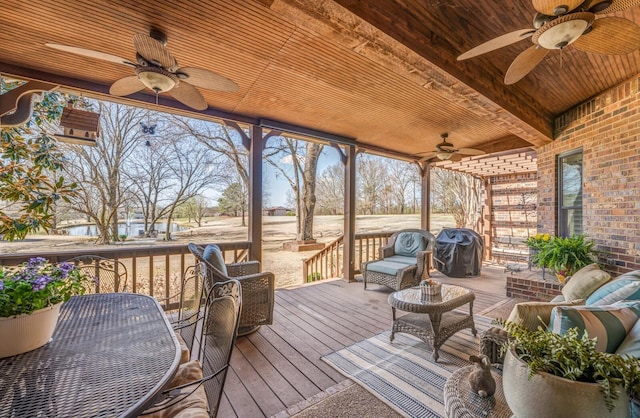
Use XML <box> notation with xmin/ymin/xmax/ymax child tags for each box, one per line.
<box><xmin>498</xmin><ymin>319</ymin><xmax>640</xmax><ymax>417</ymax></box>
<box><xmin>530</xmin><ymin>234</ymin><xmax>597</xmax><ymax>282</ymax></box>
<box><xmin>0</xmin><ymin>257</ymin><xmax>91</xmax><ymax>357</ymax></box>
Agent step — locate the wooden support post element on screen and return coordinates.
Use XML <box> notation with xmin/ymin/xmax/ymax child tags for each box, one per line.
<box><xmin>248</xmin><ymin>125</ymin><xmax>264</xmax><ymax>264</ymax></box>
<box><xmin>420</xmin><ymin>161</ymin><xmax>431</xmax><ymax>232</ymax></box>
<box><xmin>343</xmin><ymin>145</ymin><xmax>357</xmax><ymax>282</ymax></box>
<box><xmin>482</xmin><ymin>177</ymin><xmax>493</xmax><ymax>261</ymax></box>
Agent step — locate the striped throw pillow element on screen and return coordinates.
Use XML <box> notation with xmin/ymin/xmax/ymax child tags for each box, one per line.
<box><xmin>616</xmin><ymin>319</ymin><xmax>640</xmax><ymax>358</ymax></box>
<box><xmin>586</xmin><ymin>270</ymin><xmax>640</xmax><ymax>306</ymax></box>
<box><xmin>550</xmin><ymin>303</ymin><xmax>640</xmax><ymax>353</ymax></box>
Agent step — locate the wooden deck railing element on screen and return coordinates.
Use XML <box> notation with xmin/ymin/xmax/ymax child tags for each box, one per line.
<box><xmin>0</xmin><ymin>241</ymin><xmax>250</xmax><ymax>309</ymax></box>
<box><xmin>302</xmin><ymin>231</ymin><xmax>394</xmax><ymax>282</ymax></box>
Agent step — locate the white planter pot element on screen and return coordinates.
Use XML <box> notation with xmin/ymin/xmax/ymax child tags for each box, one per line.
<box><xmin>0</xmin><ymin>302</ymin><xmax>63</xmax><ymax>358</ymax></box>
<box><xmin>503</xmin><ymin>347</ymin><xmax>630</xmax><ymax>418</ymax></box>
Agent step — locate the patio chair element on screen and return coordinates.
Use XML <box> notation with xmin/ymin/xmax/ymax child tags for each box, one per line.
<box><xmin>141</xmin><ymin>279</ymin><xmax>241</xmax><ymax>418</ymax></box>
<box><xmin>362</xmin><ymin>229</ymin><xmax>435</xmax><ymax>291</ymax></box>
<box><xmin>65</xmin><ymin>255</ymin><xmax>128</xmax><ymax>293</ymax></box>
<box><xmin>165</xmin><ymin>263</ymin><xmax>207</xmax><ymax>364</ymax></box>
<box><xmin>188</xmin><ymin>243</ymin><xmax>275</xmax><ymax>336</ymax></box>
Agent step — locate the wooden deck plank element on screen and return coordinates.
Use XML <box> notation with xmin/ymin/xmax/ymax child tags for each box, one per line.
<box><xmin>220</xmin><ymin>262</ymin><xmax>510</xmax><ymax>417</ymax></box>
<box><xmin>220</xmin><ymin>367</ymin><xmax>265</xmax><ymax>418</ymax></box>
<box><xmin>277</xmin><ymin>286</ymin><xmax>380</xmax><ymax>339</ymax></box>
<box><xmin>228</xmin><ymin>341</ymin><xmax>287</xmax><ymax>416</ymax></box>
<box><xmin>273</xmin><ymin>293</ymin><xmax>357</xmax><ymax>349</ymax></box>
<box><xmin>290</xmin><ymin>282</ymin><xmax>393</xmax><ymax>332</ymax></box>
<box><xmin>250</xmin><ymin>325</ymin><xmax>336</xmax><ymax>395</ymax></box>
<box><xmin>262</xmin><ymin>313</ymin><xmax>345</xmax><ymax>383</ymax></box>
<box><xmin>234</xmin><ymin>337</ymin><xmax>305</xmax><ymax>411</ymax></box>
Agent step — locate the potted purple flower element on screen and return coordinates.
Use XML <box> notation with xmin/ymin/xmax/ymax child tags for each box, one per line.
<box><xmin>0</xmin><ymin>257</ymin><xmax>91</xmax><ymax>357</ymax></box>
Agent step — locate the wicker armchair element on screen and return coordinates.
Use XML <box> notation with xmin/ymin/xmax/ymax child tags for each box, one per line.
<box><xmin>65</xmin><ymin>255</ymin><xmax>128</xmax><ymax>294</ymax></box>
<box><xmin>362</xmin><ymin>229</ymin><xmax>435</xmax><ymax>291</ymax></box>
<box><xmin>188</xmin><ymin>243</ymin><xmax>275</xmax><ymax>336</ymax></box>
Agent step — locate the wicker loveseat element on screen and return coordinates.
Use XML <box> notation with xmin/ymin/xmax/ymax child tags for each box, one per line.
<box><xmin>481</xmin><ymin>265</ymin><xmax>640</xmax><ymax>363</ymax></box>
<box><xmin>362</xmin><ymin>229</ymin><xmax>435</xmax><ymax>291</ymax></box>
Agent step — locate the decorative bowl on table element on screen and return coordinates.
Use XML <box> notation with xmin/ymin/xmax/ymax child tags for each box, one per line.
<box><xmin>419</xmin><ymin>279</ymin><xmax>441</xmax><ymax>301</ymax></box>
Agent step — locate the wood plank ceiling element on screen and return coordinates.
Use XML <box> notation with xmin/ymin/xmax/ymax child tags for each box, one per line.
<box><xmin>1</xmin><ymin>0</ymin><xmax>639</xmax><ymax>165</ymax></box>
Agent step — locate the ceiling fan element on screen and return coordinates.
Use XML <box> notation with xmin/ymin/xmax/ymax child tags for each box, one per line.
<box><xmin>46</xmin><ymin>29</ymin><xmax>238</xmax><ymax>110</ymax></box>
<box><xmin>457</xmin><ymin>0</ymin><xmax>640</xmax><ymax>85</ymax></box>
<box><xmin>419</xmin><ymin>133</ymin><xmax>485</xmax><ymax>161</ymax></box>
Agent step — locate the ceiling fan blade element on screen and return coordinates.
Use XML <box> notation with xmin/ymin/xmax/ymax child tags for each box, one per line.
<box><xmin>169</xmin><ymin>82</ymin><xmax>208</xmax><ymax>110</ymax></box>
<box><xmin>457</xmin><ymin>29</ymin><xmax>535</xmax><ymax>60</ymax></box>
<box><xmin>573</xmin><ymin>17</ymin><xmax>640</xmax><ymax>54</ymax></box>
<box><xmin>532</xmin><ymin>0</ymin><xmax>583</xmax><ymax>15</ymax></box>
<box><xmin>110</xmin><ymin>76</ymin><xmax>146</xmax><ymax>96</ymax></box>
<box><xmin>177</xmin><ymin>67</ymin><xmax>238</xmax><ymax>92</ymax></box>
<box><xmin>456</xmin><ymin>148</ymin><xmax>485</xmax><ymax>156</ymax></box>
<box><xmin>133</xmin><ymin>33</ymin><xmax>177</xmax><ymax>70</ymax></box>
<box><xmin>594</xmin><ymin>0</ymin><xmax>640</xmax><ymax>14</ymax></box>
<box><xmin>504</xmin><ymin>45</ymin><xmax>549</xmax><ymax>85</ymax></box>
<box><xmin>418</xmin><ymin>153</ymin><xmax>437</xmax><ymax>162</ymax></box>
<box><xmin>46</xmin><ymin>43</ymin><xmax>133</xmax><ymax>66</ymax></box>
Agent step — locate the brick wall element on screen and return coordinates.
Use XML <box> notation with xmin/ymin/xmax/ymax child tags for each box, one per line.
<box><xmin>537</xmin><ymin>76</ymin><xmax>640</xmax><ymax>276</ymax></box>
<box><xmin>506</xmin><ymin>270</ymin><xmax>562</xmax><ymax>301</ymax></box>
<box><xmin>490</xmin><ymin>172</ymin><xmax>538</xmax><ymax>264</ymax></box>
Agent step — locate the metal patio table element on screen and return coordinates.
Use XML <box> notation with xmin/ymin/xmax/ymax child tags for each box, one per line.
<box><xmin>388</xmin><ymin>284</ymin><xmax>476</xmax><ymax>361</ymax></box>
<box><xmin>0</xmin><ymin>293</ymin><xmax>181</xmax><ymax>417</ymax></box>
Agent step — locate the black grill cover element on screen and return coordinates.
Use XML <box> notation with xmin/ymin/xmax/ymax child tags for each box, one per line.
<box><xmin>434</xmin><ymin>228</ymin><xmax>483</xmax><ymax>277</ymax></box>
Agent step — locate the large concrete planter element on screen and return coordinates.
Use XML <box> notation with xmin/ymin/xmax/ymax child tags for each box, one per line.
<box><xmin>0</xmin><ymin>302</ymin><xmax>62</xmax><ymax>358</ymax></box>
<box><xmin>503</xmin><ymin>347</ymin><xmax>630</xmax><ymax>418</ymax></box>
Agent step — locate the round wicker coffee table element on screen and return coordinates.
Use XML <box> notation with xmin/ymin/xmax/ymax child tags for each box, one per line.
<box><xmin>388</xmin><ymin>284</ymin><xmax>476</xmax><ymax>361</ymax></box>
<box><xmin>444</xmin><ymin>365</ymin><xmax>512</xmax><ymax>418</ymax></box>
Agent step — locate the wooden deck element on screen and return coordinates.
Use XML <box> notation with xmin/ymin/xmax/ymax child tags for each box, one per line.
<box><xmin>218</xmin><ymin>262</ymin><xmax>511</xmax><ymax>417</ymax></box>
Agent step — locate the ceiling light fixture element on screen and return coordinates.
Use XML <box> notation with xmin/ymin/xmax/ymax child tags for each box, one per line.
<box><xmin>135</xmin><ymin>67</ymin><xmax>177</xmax><ymax>93</ymax></box>
<box><xmin>533</xmin><ymin>12</ymin><xmax>594</xmax><ymax>49</ymax></box>
<box><xmin>436</xmin><ymin>151</ymin><xmax>453</xmax><ymax>160</ymax></box>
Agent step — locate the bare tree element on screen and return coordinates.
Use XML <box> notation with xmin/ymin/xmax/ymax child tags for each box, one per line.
<box><xmin>431</xmin><ymin>168</ymin><xmax>482</xmax><ymax>229</ymax></box>
<box><xmin>161</xmin><ymin>134</ymin><xmax>221</xmax><ymax>240</ymax></box>
<box><xmin>170</xmin><ymin>118</ymin><xmax>250</xmax><ymax>190</ymax></box>
<box><xmin>388</xmin><ymin>159</ymin><xmax>420</xmax><ymax>214</ymax></box>
<box><xmin>315</xmin><ymin>163</ymin><xmax>344</xmax><ymax>215</ymax></box>
<box><xmin>124</xmin><ymin>135</ymin><xmax>173</xmax><ymax>236</ymax></box>
<box><xmin>62</xmin><ymin>102</ymin><xmax>146</xmax><ymax>243</ymax></box>
<box><xmin>357</xmin><ymin>154</ymin><xmax>387</xmax><ymax>215</ymax></box>
<box><xmin>266</xmin><ymin>137</ymin><xmax>323</xmax><ymax>241</ymax></box>
<box><xmin>181</xmin><ymin>195</ymin><xmax>210</xmax><ymax>227</ymax></box>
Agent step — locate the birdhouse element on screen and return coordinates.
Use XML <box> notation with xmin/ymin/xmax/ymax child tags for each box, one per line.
<box><xmin>56</xmin><ymin>106</ymin><xmax>100</xmax><ymax>146</ymax></box>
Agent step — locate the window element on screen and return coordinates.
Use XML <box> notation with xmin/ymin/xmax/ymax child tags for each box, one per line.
<box><xmin>558</xmin><ymin>150</ymin><xmax>583</xmax><ymax>237</ymax></box>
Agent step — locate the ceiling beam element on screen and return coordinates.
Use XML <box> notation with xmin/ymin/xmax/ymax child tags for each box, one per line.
<box><xmin>329</xmin><ymin>0</ymin><xmax>554</xmax><ymax>146</ymax></box>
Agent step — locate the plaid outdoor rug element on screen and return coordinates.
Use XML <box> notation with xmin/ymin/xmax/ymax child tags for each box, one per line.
<box><xmin>321</xmin><ymin>315</ymin><xmax>494</xmax><ymax>418</ymax></box>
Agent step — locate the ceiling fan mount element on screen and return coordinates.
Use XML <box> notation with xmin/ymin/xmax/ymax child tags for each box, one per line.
<box><xmin>457</xmin><ymin>0</ymin><xmax>640</xmax><ymax>85</ymax></box>
<box><xmin>46</xmin><ymin>29</ymin><xmax>239</xmax><ymax>110</ymax></box>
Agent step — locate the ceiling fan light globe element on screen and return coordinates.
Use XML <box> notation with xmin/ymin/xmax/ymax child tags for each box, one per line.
<box><xmin>533</xmin><ymin>13</ymin><xmax>594</xmax><ymax>50</ymax></box>
<box><xmin>537</xmin><ymin>19</ymin><xmax>589</xmax><ymax>48</ymax></box>
<box><xmin>436</xmin><ymin>151</ymin><xmax>453</xmax><ymax>160</ymax></box>
<box><xmin>136</xmin><ymin>69</ymin><xmax>177</xmax><ymax>93</ymax></box>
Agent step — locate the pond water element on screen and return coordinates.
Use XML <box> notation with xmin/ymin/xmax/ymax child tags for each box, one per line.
<box><xmin>62</xmin><ymin>222</ymin><xmax>187</xmax><ymax>237</ymax></box>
